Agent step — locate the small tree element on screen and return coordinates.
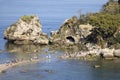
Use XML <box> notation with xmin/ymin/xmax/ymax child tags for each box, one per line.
<box><xmin>101</xmin><ymin>0</ymin><xmax>120</xmax><ymax>14</ymax></box>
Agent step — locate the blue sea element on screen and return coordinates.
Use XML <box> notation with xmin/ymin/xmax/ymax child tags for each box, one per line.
<box><xmin>0</xmin><ymin>0</ymin><xmax>120</xmax><ymax>80</ymax></box>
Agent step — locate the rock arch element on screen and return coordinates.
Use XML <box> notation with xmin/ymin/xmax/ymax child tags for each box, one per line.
<box><xmin>66</xmin><ymin>36</ymin><xmax>75</xmax><ymax>43</ymax></box>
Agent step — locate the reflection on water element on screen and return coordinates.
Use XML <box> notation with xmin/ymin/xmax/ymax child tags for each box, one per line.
<box><xmin>0</xmin><ymin>42</ymin><xmax>120</xmax><ymax>80</ymax></box>
<box><xmin>5</xmin><ymin>42</ymin><xmax>47</xmax><ymax>53</ymax></box>
<box><xmin>0</xmin><ymin>59</ymin><xmax>120</xmax><ymax>80</ymax></box>
<box><xmin>0</xmin><ymin>42</ymin><xmax>49</xmax><ymax>64</ymax></box>
<box><xmin>1</xmin><ymin>42</ymin><xmax>59</xmax><ymax>64</ymax></box>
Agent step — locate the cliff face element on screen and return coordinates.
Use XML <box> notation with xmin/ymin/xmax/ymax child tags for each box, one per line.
<box><xmin>4</xmin><ymin>15</ymin><xmax>49</xmax><ymax>45</ymax></box>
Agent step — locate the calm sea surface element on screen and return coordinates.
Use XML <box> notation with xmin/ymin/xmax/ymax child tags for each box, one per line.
<box><xmin>0</xmin><ymin>0</ymin><xmax>120</xmax><ymax>80</ymax></box>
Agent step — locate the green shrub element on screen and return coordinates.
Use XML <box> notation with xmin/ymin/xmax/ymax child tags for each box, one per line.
<box><xmin>79</xmin><ymin>0</ymin><xmax>120</xmax><ymax>47</ymax></box>
<box><xmin>21</xmin><ymin>15</ymin><xmax>34</xmax><ymax>23</ymax></box>
<box><xmin>101</xmin><ymin>0</ymin><xmax>120</xmax><ymax>14</ymax></box>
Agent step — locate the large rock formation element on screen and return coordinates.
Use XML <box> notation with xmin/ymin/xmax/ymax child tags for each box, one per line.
<box><xmin>49</xmin><ymin>17</ymin><xmax>93</xmax><ymax>45</ymax></box>
<box><xmin>4</xmin><ymin>15</ymin><xmax>49</xmax><ymax>45</ymax></box>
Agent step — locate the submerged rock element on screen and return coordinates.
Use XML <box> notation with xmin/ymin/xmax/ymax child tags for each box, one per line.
<box><xmin>4</xmin><ymin>15</ymin><xmax>48</xmax><ymax>45</ymax></box>
<box><xmin>94</xmin><ymin>65</ymin><xmax>101</xmax><ymax>68</ymax></box>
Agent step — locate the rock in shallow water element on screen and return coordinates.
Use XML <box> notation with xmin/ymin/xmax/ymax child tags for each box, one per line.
<box><xmin>4</xmin><ymin>15</ymin><xmax>49</xmax><ymax>45</ymax></box>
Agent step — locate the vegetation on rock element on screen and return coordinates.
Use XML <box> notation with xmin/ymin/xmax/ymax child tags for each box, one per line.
<box><xmin>50</xmin><ymin>0</ymin><xmax>120</xmax><ymax>49</ymax></box>
<box><xmin>101</xmin><ymin>0</ymin><xmax>120</xmax><ymax>14</ymax></box>
<box><xmin>78</xmin><ymin>0</ymin><xmax>120</xmax><ymax>48</ymax></box>
<box><xmin>4</xmin><ymin>15</ymin><xmax>49</xmax><ymax>45</ymax></box>
<box><xmin>21</xmin><ymin>15</ymin><xmax>34</xmax><ymax>23</ymax></box>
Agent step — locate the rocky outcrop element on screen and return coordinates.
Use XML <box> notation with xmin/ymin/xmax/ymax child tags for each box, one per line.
<box><xmin>4</xmin><ymin>15</ymin><xmax>48</xmax><ymax>45</ymax></box>
<box><xmin>79</xmin><ymin>24</ymin><xmax>93</xmax><ymax>38</ymax></box>
<box><xmin>49</xmin><ymin>17</ymin><xmax>93</xmax><ymax>45</ymax></box>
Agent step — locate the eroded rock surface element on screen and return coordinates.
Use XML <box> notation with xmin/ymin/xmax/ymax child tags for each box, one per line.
<box><xmin>49</xmin><ymin>17</ymin><xmax>93</xmax><ymax>45</ymax></box>
<box><xmin>4</xmin><ymin>15</ymin><xmax>48</xmax><ymax>45</ymax></box>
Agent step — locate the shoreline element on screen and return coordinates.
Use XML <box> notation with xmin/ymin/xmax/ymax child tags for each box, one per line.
<box><xmin>59</xmin><ymin>48</ymin><xmax>120</xmax><ymax>60</ymax></box>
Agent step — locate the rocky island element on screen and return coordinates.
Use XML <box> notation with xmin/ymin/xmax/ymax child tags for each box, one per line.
<box><xmin>50</xmin><ymin>16</ymin><xmax>120</xmax><ymax>60</ymax></box>
<box><xmin>4</xmin><ymin>15</ymin><xmax>49</xmax><ymax>45</ymax></box>
<box><xmin>49</xmin><ymin>16</ymin><xmax>93</xmax><ymax>45</ymax></box>
<box><xmin>50</xmin><ymin>0</ymin><xmax>120</xmax><ymax>60</ymax></box>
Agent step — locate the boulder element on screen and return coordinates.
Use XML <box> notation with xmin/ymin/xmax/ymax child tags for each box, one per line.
<box><xmin>49</xmin><ymin>17</ymin><xmax>93</xmax><ymax>45</ymax></box>
<box><xmin>113</xmin><ymin>49</ymin><xmax>120</xmax><ymax>57</ymax></box>
<box><xmin>100</xmin><ymin>48</ymin><xmax>114</xmax><ymax>58</ymax></box>
<box><xmin>4</xmin><ymin>15</ymin><xmax>48</xmax><ymax>45</ymax></box>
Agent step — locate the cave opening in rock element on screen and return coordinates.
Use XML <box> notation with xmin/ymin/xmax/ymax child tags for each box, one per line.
<box><xmin>66</xmin><ymin>36</ymin><xmax>75</xmax><ymax>42</ymax></box>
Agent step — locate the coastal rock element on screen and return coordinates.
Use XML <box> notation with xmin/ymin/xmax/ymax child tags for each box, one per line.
<box><xmin>100</xmin><ymin>48</ymin><xmax>114</xmax><ymax>58</ymax></box>
<box><xmin>113</xmin><ymin>49</ymin><xmax>120</xmax><ymax>57</ymax></box>
<box><xmin>4</xmin><ymin>15</ymin><xmax>49</xmax><ymax>45</ymax></box>
<box><xmin>49</xmin><ymin>17</ymin><xmax>93</xmax><ymax>45</ymax></box>
<box><xmin>79</xmin><ymin>24</ymin><xmax>93</xmax><ymax>38</ymax></box>
<box><xmin>94</xmin><ymin>65</ymin><xmax>101</xmax><ymax>68</ymax></box>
